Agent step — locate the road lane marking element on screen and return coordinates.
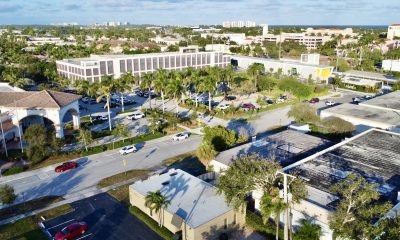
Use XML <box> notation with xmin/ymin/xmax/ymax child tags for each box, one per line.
<box><xmin>76</xmin><ymin>233</ymin><xmax>93</xmax><ymax>240</ymax></box>
<box><xmin>46</xmin><ymin>219</ymin><xmax>75</xmax><ymax>230</ymax></box>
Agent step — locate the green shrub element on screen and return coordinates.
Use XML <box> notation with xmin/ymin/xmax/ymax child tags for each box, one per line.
<box><xmin>3</xmin><ymin>166</ymin><xmax>24</xmax><ymax>176</ymax></box>
<box><xmin>129</xmin><ymin>206</ymin><xmax>174</xmax><ymax>240</ymax></box>
<box><xmin>246</xmin><ymin>210</ymin><xmax>282</xmax><ymax>239</ymax></box>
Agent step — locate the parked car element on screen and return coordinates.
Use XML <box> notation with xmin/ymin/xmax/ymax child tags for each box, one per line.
<box><xmin>119</xmin><ymin>145</ymin><xmax>137</xmax><ymax>155</ymax></box>
<box><xmin>54</xmin><ymin>222</ymin><xmax>88</xmax><ymax>240</ymax></box>
<box><xmin>173</xmin><ymin>132</ymin><xmax>190</xmax><ymax>141</ymax></box>
<box><xmin>325</xmin><ymin>100</ymin><xmax>335</xmax><ymax>106</ymax></box>
<box><xmin>126</xmin><ymin>112</ymin><xmax>145</xmax><ymax>120</ymax></box>
<box><xmin>224</xmin><ymin>95</ymin><xmax>237</xmax><ymax>101</ymax></box>
<box><xmin>216</xmin><ymin>103</ymin><xmax>230</xmax><ymax>110</ymax></box>
<box><xmin>241</xmin><ymin>103</ymin><xmax>256</xmax><ymax>111</ymax></box>
<box><xmin>309</xmin><ymin>98</ymin><xmax>320</xmax><ymax>104</ymax></box>
<box><xmin>364</xmin><ymin>95</ymin><xmax>373</xmax><ymax>99</ymax></box>
<box><xmin>81</xmin><ymin>97</ymin><xmax>89</xmax><ymax>103</ymax></box>
<box><xmin>352</xmin><ymin>97</ymin><xmax>360</xmax><ymax>103</ymax></box>
<box><xmin>262</xmin><ymin>97</ymin><xmax>275</xmax><ymax>104</ymax></box>
<box><xmin>202</xmin><ymin>100</ymin><xmax>218</xmax><ymax>107</ymax></box>
<box><xmin>99</xmin><ymin>115</ymin><xmax>108</xmax><ymax>121</ymax></box>
<box><xmin>55</xmin><ymin>161</ymin><xmax>78</xmax><ymax>173</ymax></box>
<box><xmin>276</xmin><ymin>96</ymin><xmax>288</xmax><ymax>103</ymax></box>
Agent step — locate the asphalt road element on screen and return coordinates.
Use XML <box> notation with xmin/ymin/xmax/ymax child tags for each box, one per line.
<box><xmin>2</xmin><ymin>135</ymin><xmax>202</xmax><ymax>206</ymax></box>
<box><xmin>42</xmin><ymin>193</ymin><xmax>162</xmax><ymax>240</ymax></box>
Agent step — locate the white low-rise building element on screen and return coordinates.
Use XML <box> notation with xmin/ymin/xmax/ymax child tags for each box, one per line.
<box><xmin>387</xmin><ymin>24</ymin><xmax>400</xmax><ymax>40</ymax></box>
<box><xmin>382</xmin><ymin>59</ymin><xmax>400</xmax><ymax>72</ymax></box>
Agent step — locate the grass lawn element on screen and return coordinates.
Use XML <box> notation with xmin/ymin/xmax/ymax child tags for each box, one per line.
<box><xmin>97</xmin><ymin>169</ymin><xmax>152</xmax><ymax>188</ymax></box>
<box><xmin>162</xmin><ymin>151</ymin><xmax>197</xmax><ymax>166</ymax></box>
<box><xmin>162</xmin><ymin>126</ymin><xmax>185</xmax><ymax>135</ymax></box>
<box><xmin>116</xmin><ymin>109</ymin><xmax>135</xmax><ymax>115</ymax></box>
<box><xmin>162</xmin><ymin>151</ymin><xmax>206</xmax><ymax>176</ymax></box>
<box><xmin>0</xmin><ymin>196</ymin><xmax>64</xmax><ymax>221</ymax></box>
<box><xmin>0</xmin><ymin>204</ymin><xmax>72</xmax><ymax>240</ymax></box>
<box><xmin>108</xmin><ymin>184</ymin><xmax>130</xmax><ymax>206</ymax></box>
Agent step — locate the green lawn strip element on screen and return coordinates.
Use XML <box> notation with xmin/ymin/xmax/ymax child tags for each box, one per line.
<box><xmin>129</xmin><ymin>206</ymin><xmax>174</xmax><ymax>240</ymax></box>
<box><xmin>162</xmin><ymin>151</ymin><xmax>197</xmax><ymax>166</ymax></box>
<box><xmin>28</xmin><ymin>153</ymin><xmax>81</xmax><ymax>171</ymax></box>
<box><xmin>107</xmin><ymin>184</ymin><xmax>131</xmax><ymax>206</ymax></box>
<box><xmin>246</xmin><ymin>210</ymin><xmax>283</xmax><ymax>240</ymax></box>
<box><xmin>0</xmin><ymin>196</ymin><xmax>64</xmax><ymax>221</ymax></box>
<box><xmin>116</xmin><ymin>109</ymin><xmax>135</xmax><ymax>115</ymax></box>
<box><xmin>97</xmin><ymin>169</ymin><xmax>152</xmax><ymax>188</ymax></box>
<box><xmin>0</xmin><ymin>204</ymin><xmax>72</xmax><ymax>240</ymax></box>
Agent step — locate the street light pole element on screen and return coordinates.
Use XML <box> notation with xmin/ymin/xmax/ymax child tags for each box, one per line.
<box><xmin>277</xmin><ymin>171</ymin><xmax>296</xmax><ymax>240</ymax></box>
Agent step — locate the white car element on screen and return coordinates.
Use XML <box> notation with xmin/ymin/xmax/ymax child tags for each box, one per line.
<box><xmin>99</xmin><ymin>115</ymin><xmax>108</xmax><ymax>121</ymax></box>
<box><xmin>216</xmin><ymin>104</ymin><xmax>230</xmax><ymax>110</ymax></box>
<box><xmin>119</xmin><ymin>145</ymin><xmax>137</xmax><ymax>155</ymax></box>
<box><xmin>173</xmin><ymin>132</ymin><xmax>190</xmax><ymax>141</ymax></box>
<box><xmin>127</xmin><ymin>112</ymin><xmax>145</xmax><ymax>120</ymax></box>
<box><xmin>81</xmin><ymin>97</ymin><xmax>89</xmax><ymax>103</ymax></box>
<box><xmin>325</xmin><ymin>100</ymin><xmax>335</xmax><ymax>106</ymax></box>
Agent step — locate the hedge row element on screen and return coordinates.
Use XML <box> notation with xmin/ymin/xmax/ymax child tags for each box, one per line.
<box><xmin>246</xmin><ymin>210</ymin><xmax>283</xmax><ymax>240</ymax></box>
<box><xmin>129</xmin><ymin>206</ymin><xmax>174</xmax><ymax>240</ymax></box>
<box><xmin>80</xmin><ymin>132</ymin><xmax>164</xmax><ymax>157</ymax></box>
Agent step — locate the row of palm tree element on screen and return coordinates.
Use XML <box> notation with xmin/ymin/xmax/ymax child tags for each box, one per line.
<box><xmin>75</xmin><ymin>65</ymin><xmax>235</xmax><ymax>130</ymax></box>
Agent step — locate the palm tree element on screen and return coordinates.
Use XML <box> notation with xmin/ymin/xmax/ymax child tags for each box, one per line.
<box><xmin>141</xmin><ymin>72</ymin><xmax>155</xmax><ymax>110</ymax></box>
<box><xmin>260</xmin><ymin>191</ymin><xmax>288</xmax><ymax>240</ymax></box>
<box><xmin>115</xmin><ymin>76</ymin><xmax>130</xmax><ymax>112</ymax></box>
<box><xmin>199</xmin><ymin>75</ymin><xmax>217</xmax><ymax>111</ymax></box>
<box><xmin>96</xmin><ymin>76</ymin><xmax>114</xmax><ymax>131</ymax></box>
<box><xmin>166</xmin><ymin>75</ymin><xmax>184</xmax><ymax>115</ymax></box>
<box><xmin>190</xmin><ymin>69</ymin><xmax>202</xmax><ymax>107</ymax></box>
<box><xmin>293</xmin><ymin>218</ymin><xmax>323</xmax><ymax>240</ymax></box>
<box><xmin>247</xmin><ymin>63</ymin><xmax>265</xmax><ymax>90</ymax></box>
<box><xmin>153</xmin><ymin>69</ymin><xmax>169</xmax><ymax>113</ymax></box>
<box><xmin>145</xmin><ymin>190</ymin><xmax>170</xmax><ymax>227</ymax></box>
<box><xmin>77</xmin><ymin>80</ymin><xmax>98</xmax><ymax>122</ymax></box>
<box><xmin>224</xmin><ymin>65</ymin><xmax>235</xmax><ymax>88</ymax></box>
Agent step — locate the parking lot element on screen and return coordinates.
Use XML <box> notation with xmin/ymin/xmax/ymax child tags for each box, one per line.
<box><xmin>41</xmin><ymin>193</ymin><xmax>162</xmax><ymax>240</ymax></box>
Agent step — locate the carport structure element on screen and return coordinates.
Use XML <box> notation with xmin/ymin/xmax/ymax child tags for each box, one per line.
<box><xmin>0</xmin><ymin>90</ymin><xmax>81</xmax><ymax>138</ymax></box>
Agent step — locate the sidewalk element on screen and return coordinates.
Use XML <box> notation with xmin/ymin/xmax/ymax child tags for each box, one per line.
<box><xmin>0</xmin><ymin>166</ymin><xmax>166</xmax><ymax>226</ymax></box>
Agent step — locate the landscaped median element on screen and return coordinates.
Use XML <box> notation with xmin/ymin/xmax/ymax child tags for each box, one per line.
<box><xmin>0</xmin><ymin>204</ymin><xmax>72</xmax><ymax>239</ymax></box>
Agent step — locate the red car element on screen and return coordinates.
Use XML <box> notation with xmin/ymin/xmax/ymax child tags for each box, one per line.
<box><xmin>309</xmin><ymin>98</ymin><xmax>320</xmax><ymax>103</ymax></box>
<box><xmin>54</xmin><ymin>222</ymin><xmax>88</xmax><ymax>240</ymax></box>
<box><xmin>241</xmin><ymin>103</ymin><xmax>256</xmax><ymax>110</ymax></box>
<box><xmin>55</xmin><ymin>161</ymin><xmax>78</xmax><ymax>173</ymax></box>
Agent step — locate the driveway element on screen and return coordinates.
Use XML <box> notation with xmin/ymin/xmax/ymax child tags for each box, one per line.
<box><xmin>41</xmin><ymin>193</ymin><xmax>162</xmax><ymax>240</ymax></box>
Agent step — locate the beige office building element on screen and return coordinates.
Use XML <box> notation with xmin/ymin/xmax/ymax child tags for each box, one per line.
<box><xmin>129</xmin><ymin>169</ymin><xmax>245</xmax><ymax>240</ymax></box>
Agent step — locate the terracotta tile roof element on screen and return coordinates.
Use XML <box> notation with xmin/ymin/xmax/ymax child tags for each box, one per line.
<box><xmin>391</xmin><ymin>24</ymin><xmax>400</xmax><ymax>26</ymax></box>
<box><xmin>0</xmin><ymin>90</ymin><xmax>81</xmax><ymax>109</ymax></box>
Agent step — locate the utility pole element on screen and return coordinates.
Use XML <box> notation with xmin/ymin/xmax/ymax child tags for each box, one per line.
<box><xmin>277</xmin><ymin>171</ymin><xmax>296</xmax><ymax>240</ymax></box>
<box><xmin>0</xmin><ymin>115</ymin><xmax>8</xmax><ymax>157</ymax></box>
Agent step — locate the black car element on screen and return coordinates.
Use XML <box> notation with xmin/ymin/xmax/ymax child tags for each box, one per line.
<box><xmin>224</xmin><ymin>95</ymin><xmax>237</xmax><ymax>101</ymax></box>
<box><xmin>262</xmin><ymin>98</ymin><xmax>275</xmax><ymax>104</ymax></box>
<box><xmin>202</xmin><ymin>100</ymin><xmax>218</xmax><ymax>107</ymax></box>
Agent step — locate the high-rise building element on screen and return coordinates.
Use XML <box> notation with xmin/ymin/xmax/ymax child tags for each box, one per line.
<box><xmin>260</xmin><ymin>24</ymin><xmax>269</xmax><ymax>36</ymax></box>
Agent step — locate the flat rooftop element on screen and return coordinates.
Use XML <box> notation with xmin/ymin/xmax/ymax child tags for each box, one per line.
<box><xmin>130</xmin><ymin>169</ymin><xmax>232</xmax><ymax>229</ymax></box>
<box><xmin>214</xmin><ymin>129</ymin><xmax>332</xmax><ymax>167</ymax></box>
<box><xmin>321</xmin><ymin>103</ymin><xmax>400</xmax><ymax>128</ymax></box>
<box><xmin>360</xmin><ymin>90</ymin><xmax>400</xmax><ymax>112</ymax></box>
<box><xmin>231</xmin><ymin>55</ymin><xmax>332</xmax><ymax>68</ymax></box>
<box><xmin>286</xmin><ymin>129</ymin><xmax>400</xmax><ymax>204</ymax></box>
<box><xmin>344</xmin><ymin>70</ymin><xmax>398</xmax><ymax>82</ymax></box>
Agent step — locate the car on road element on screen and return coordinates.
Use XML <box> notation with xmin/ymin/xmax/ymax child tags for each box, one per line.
<box><xmin>99</xmin><ymin>115</ymin><xmax>108</xmax><ymax>121</ymax></box>
<box><xmin>241</xmin><ymin>103</ymin><xmax>256</xmax><ymax>111</ymax></box>
<box><xmin>55</xmin><ymin>161</ymin><xmax>78</xmax><ymax>173</ymax></box>
<box><xmin>119</xmin><ymin>145</ymin><xmax>137</xmax><ymax>155</ymax></box>
<box><xmin>224</xmin><ymin>95</ymin><xmax>237</xmax><ymax>101</ymax></box>
<box><xmin>364</xmin><ymin>95</ymin><xmax>373</xmax><ymax>99</ymax></box>
<box><xmin>173</xmin><ymin>132</ymin><xmax>190</xmax><ymax>141</ymax></box>
<box><xmin>352</xmin><ymin>97</ymin><xmax>360</xmax><ymax>103</ymax></box>
<box><xmin>127</xmin><ymin>112</ymin><xmax>145</xmax><ymax>120</ymax></box>
<box><xmin>216</xmin><ymin>103</ymin><xmax>230</xmax><ymax>110</ymax></box>
<box><xmin>325</xmin><ymin>100</ymin><xmax>335</xmax><ymax>106</ymax></box>
<box><xmin>54</xmin><ymin>222</ymin><xmax>88</xmax><ymax>240</ymax></box>
<box><xmin>309</xmin><ymin>98</ymin><xmax>320</xmax><ymax>103</ymax></box>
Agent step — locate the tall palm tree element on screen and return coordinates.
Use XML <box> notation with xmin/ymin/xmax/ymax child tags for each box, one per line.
<box><xmin>115</xmin><ymin>76</ymin><xmax>129</xmax><ymax>112</ymax></box>
<box><xmin>190</xmin><ymin>69</ymin><xmax>202</xmax><ymax>107</ymax></box>
<box><xmin>145</xmin><ymin>190</ymin><xmax>170</xmax><ymax>227</ymax></box>
<box><xmin>247</xmin><ymin>63</ymin><xmax>265</xmax><ymax>90</ymax></box>
<box><xmin>199</xmin><ymin>75</ymin><xmax>217</xmax><ymax>111</ymax></box>
<box><xmin>166</xmin><ymin>75</ymin><xmax>184</xmax><ymax>115</ymax></box>
<box><xmin>96</xmin><ymin>76</ymin><xmax>114</xmax><ymax>131</ymax></box>
<box><xmin>141</xmin><ymin>72</ymin><xmax>155</xmax><ymax>110</ymax></box>
<box><xmin>260</xmin><ymin>193</ymin><xmax>288</xmax><ymax>240</ymax></box>
<box><xmin>153</xmin><ymin>69</ymin><xmax>169</xmax><ymax>113</ymax></box>
<box><xmin>224</xmin><ymin>65</ymin><xmax>235</xmax><ymax>88</ymax></box>
<box><xmin>77</xmin><ymin>80</ymin><xmax>98</xmax><ymax>122</ymax></box>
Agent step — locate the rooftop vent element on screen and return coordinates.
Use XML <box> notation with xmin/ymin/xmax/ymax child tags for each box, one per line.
<box><xmin>161</xmin><ymin>181</ymin><xmax>170</xmax><ymax>186</ymax></box>
<box><xmin>169</xmin><ymin>172</ymin><xmax>178</xmax><ymax>176</ymax></box>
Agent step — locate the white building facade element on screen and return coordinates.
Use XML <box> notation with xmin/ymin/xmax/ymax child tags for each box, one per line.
<box><xmin>56</xmin><ymin>52</ymin><xmax>231</xmax><ymax>82</ymax></box>
<box><xmin>382</xmin><ymin>59</ymin><xmax>400</xmax><ymax>72</ymax></box>
<box><xmin>387</xmin><ymin>24</ymin><xmax>400</xmax><ymax>40</ymax></box>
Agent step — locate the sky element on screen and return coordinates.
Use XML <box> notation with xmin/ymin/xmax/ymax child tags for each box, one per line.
<box><xmin>0</xmin><ymin>0</ymin><xmax>399</xmax><ymax>26</ymax></box>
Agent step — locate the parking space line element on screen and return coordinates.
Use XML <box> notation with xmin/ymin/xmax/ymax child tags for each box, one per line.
<box><xmin>46</xmin><ymin>219</ymin><xmax>75</xmax><ymax>230</ymax></box>
<box><xmin>76</xmin><ymin>233</ymin><xmax>93</xmax><ymax>240</ymax></box>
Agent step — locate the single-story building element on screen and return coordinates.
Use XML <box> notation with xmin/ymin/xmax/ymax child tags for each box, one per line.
<box><xmin>0</xmin><ymin>90</ymin><xmax>81</xmax><ymax>139</ymax></box>
<box><xmin>129</xmin><ymin>169</ymin><xmax>246</xmax><ymax>240</ymax></box>
<box><xmin>284</xmin><ymin>128</ymin><xmax>400</xmax><ymax>240</ymax></box>
<box><xmin>337</xmin><ymin>70</ymin><xmax>399</xmax><ymax>90</ymax></box>
<box><xmin>320</xmin><ymin>91</ymin><xmax>400</xmax><ymax>133</ymax></box>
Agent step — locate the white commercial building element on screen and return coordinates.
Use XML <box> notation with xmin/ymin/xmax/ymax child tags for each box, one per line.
<box><xmin>256</xmin><ymin>33</ymin><xmax>331</xmax><ymax>50</ymax></box>
<box><xmin>56</xmin><ymin>52</ymin><xmax>230</xmax><ymax>82</ymax></box>
<box><xmin>223</xmin><ymin>20</ymin><xmax>256</xmax><ymax>28</ymax></box>
<box><xmin>387</xmin><ymin>24</ymin><xmax>400</xmax><ymax>40</ymax></box>
<box><xmin>382</xmin><ymin>59</ymin><xmax>400</xmax><ymax>72</ymax></box>
<box><xmin>201</xmin><ymin>33</ymin><xmax>248</xmax><ymax>45</ymax></box>
<box><xmin>231</xmin><ymin>54</ymin><xmax>334</xmax><ymax>81</ymax></box>
<box><xmin>337</xmin><ymin>70</ymin><xmax>399</xmax><ymax>89</ymax></box>
<box><xmin>305</xmin><ymin>27</ymin><xmax>354</xmax><ymax>37</ymax></box>
<box><xmin>27</xmin><ymin>37</ymin><xmax>76</xmax><ymax>46</ymax></box>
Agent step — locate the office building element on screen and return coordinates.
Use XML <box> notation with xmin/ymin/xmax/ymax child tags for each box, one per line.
<box><xmin>231</xmin><ymin>54</ymin><xmax>334</xmax><ymax>81</ymax></box>
<box><xmin>305</xmin><ymin>27</ymin><xmax>354</xmax><ymax>37</ymax></box>
<box><xmin>257</xmin><ymin>33</ymin><xmax>331</xmax><ymax>50</ymax></box>
<box><xmin>129</xmin><ymin>169</ymin><xmax>246</xmax><ymax>240</ymax></box>
<box><xmin>56</xmin><ymin>52</ymin><xmax>230</xmax><ymax>82</ymax></box>
<box><xmin>223</xmin><ymin>20</ymin><xmax>256</xmax><ymax>28</ymax></box>
<box><xmin>387</xmin><ymin>24</ymin><xmax>400</xmax><ymax>40</ymax></box>
<box><xmin>284</xmin><ymin>128</ymin><xmax>400</xmax><ymax>240</ymax></box>
<box><xmin>337</xmin><ymin>70</ymin><xmax>399</xmax><ymax>89</ymax></box>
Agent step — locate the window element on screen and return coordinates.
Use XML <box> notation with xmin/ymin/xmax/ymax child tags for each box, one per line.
<box><xmin>158</xmin><ymin>57</ymin><xmax>164</xmax><ymax>68</ymax></box>
<box><xmin>196</xmin><ymin>54</ymin><xmax>201</xmax><ymax>65</ymax></box>
<box><xmin>120</xmin><ymin>60</ymin><xmax>126</xmax><ymax>73</ymax></box>
<box><xmin>107</xmin><ymin>61</ymin><xmax>114</xmax><ymax>74</ymax></box>
<box><xmin>153</xmin><ymin>57</ymin><xmax>158</xmax><ymax>70</ymax></box>
<box><xmin>165</xmin><ymin>56</ymin><xmax>170</xmax><ymax>68</ymax></box>
<box><xmin>146</xmin><ymin>58</ymin><xmax>152</xmax><ymax>70</ymax></box>
<box><xmin>192</xmin><ymin>55</ymin><xmax>196</xmax><ymax>65</ymax></box>
<box><xmin>133</xmin><ymin>59</ymin><xmax>139</xmax><ymax>71</ymax></box>
<box><xmin>140</xmin><ymin>58</ymin><xmax>146</xmax><ymax>71</ymax></box>
<box><xmin>93</xmin><ymin>68</ymin><xmax>99</xmax><ymax>75</ymax></box>
<box><xmin>100</xmin><ymin>61</ymin><xmax>107</xmax><ymax>74</ymax></box>
<box><xmin>86</xmin><ymin>69</ymin><xmax>92</xmax><ymax>76</ymax></box>
<box><xmin>170</xmin><ymin>56</ymin><xmax>175</xmax><ymax>68</ymax></box>
<box><xmin>127</xmin><ymin>59</ymin><xmax>132</xmax><ymax>72</ymax></box>
<box><xmin>224</xmin><ymin>218</ymin><xmax>227</xmax><ymax>229</ymax></box>
<box><xmin>176</xmin><ymin>56</ymin><xmax>181</xmax><ymax>67</ymax></box>
<box><xmin>182</xmin><ymin>55</ymin><xmax>186</xmax><ymax>67</ymax></box>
